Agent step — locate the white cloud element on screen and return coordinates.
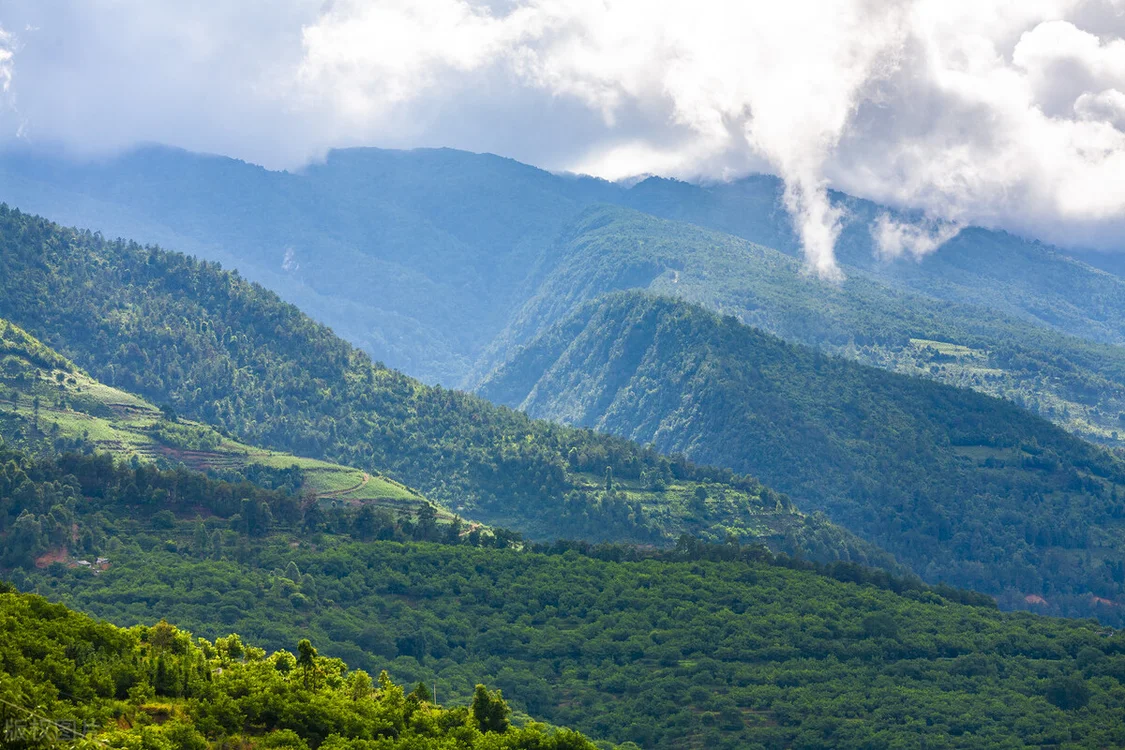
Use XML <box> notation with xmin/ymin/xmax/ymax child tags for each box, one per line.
<box><xmin>833</xmin><ymin>3</ymin><xmax>1125</xmax><ymax>253</ymax></box>
<box><xmin>872</xmin><ymin>215</ymin><xmax>963</xmax><ymax>261</ymax></box>
<box><xmin>0</xmin><ymin>25</ymin><xmax>13</xmax><ymax>94</ymax></box>
<box><xmin>295</xmin><ymin>0</ymin><xmax>913</xmax><ymax>278</ymax></box>
<box><xmin>1075</xmin><ymin>88</ymin><xmax>1125</xmax><ymax>127</ymax></box>
<box><xmin>2</xmin><ymin>1</ymin><xmax>1125</xmax><ymax>272</ymax></box>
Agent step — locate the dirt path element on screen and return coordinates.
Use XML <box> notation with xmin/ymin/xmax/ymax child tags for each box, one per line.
<box><xmin>317</xmin><ymin>472</ymin><xmax>370</xmax><ymax>499</ymax></box>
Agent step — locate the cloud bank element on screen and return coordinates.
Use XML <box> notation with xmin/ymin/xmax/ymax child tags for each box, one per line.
<box><xmin>1</xmin><ymin>0</ymin><xmax>1124</xmax><ymax>274</ymax></box>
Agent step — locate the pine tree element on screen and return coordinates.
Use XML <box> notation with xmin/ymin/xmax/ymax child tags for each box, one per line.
<box><xmin>297</xmin><ymin>639</ymin><xmax>318</xmax><ymax>689</ymax></box>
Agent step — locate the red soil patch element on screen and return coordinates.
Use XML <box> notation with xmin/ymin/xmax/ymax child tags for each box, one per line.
<box><xmin>1024</xmin><ymin>594</ymin><xmax>1048</xmax><ymax>606</ymax></box>
<box><xmin>34</xmin><ymin>548</ymin><xmax>68</xmax><ymax>568</ymax></box>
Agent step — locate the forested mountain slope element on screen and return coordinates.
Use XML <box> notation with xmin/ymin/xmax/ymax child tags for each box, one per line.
<box><xmin>0</xmin><ymin>146</ymin><xmax>614</xmax><ymax>384</ymax></box>
<box><xmin>1</xmin><ymin>434</ymin><xmax>1019</xmax><ymax>750</ymax></box>
<box><xmin>623</xmin><ymin>174</ymin><xmax>1125</xmax><ymax>347</ymax></box>
<box><xmin>5</xmin><ymin>146</ymin><xmax>1124</xmax><ymax>448</ymax></box>
<box><xmin>1069</xmin><ymin>248</ymin><xmax>1125</xmax><ymax>281</ymax></box>
<box><xmin>478</xmin><ymin>206</ymin><xmax>1125</xmax><ymax>447</ymax></box>
<box><xmin>0</xmin><ymin>438</ymin><xmax>477</xmax><ymax>581</ymax></box>
<box><xmin>19</xmin><ymin>532</ymin><xmax>1125</xmax><ymax>749</ymax></box>
<box><xmin>481</xmin><ymin>292</ymin><xmax>1125</xmax><ymax>622</ymax></box>
<box><xmin>0</xmin><ymin>205</ymin><xmax>879</xmax><ymax>562</ymax></box>
<box><xmin>0</xmin><ymin>585</ymin><xmax>598</xmax><ymax>749</ymax></box>
<box><xmin>4</xmin><ymin>441</ymin><xmax>1120</xmax><ymax>749</ymax></box>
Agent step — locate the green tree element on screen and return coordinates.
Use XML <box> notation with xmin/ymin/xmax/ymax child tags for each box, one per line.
<box><xmin>7</xmin><ymin>511</ymin><xmax>44</xmax><ymax>567</ymax></box>
<box><xmin>297</xmin><ymin>638</ymin><xmax>318</xmax><ymax>689</ymax></box>
<box><xmin>284</xmin><ymin>561</ymin><xmax>302</xmax><ymax>583</ymax></box>
<box><xmin>192</xmin><ymin>523</ymin><xmax>210</xmax><ymax>558</ymax></box>
<box><xmin>416</xmin><ymin>503</ymin><xmax>438</xmax><ymax>542</ymax></box>
<box><xmin>353</xmin><ymin>504</ymin><xmax>378</xmax><ymax>541</ymax></box>
<box><xmin>471</xmin><ymin>684</ymin><xmax>511</xmax><ymax>734</ymax></box>
<box><xmin>347</xmin><ymin>669</ymin><xmax>373</xmax><ymax>702</ymax></box>
<box><xmin>1046</xmin><ymin>676</ymin><xmax>1091</xmax><ymax>710</ymax></box>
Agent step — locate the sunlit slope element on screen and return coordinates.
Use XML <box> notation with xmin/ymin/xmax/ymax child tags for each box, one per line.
<box><xmin>20</xmin><ymin>542</ymin><xmax>1125</xmax><ymax>750</ymax></box>
<box><xmin>0</xmin><ymin>318</ymin><xmax>423</xmax><ymax>507</ymax></box>
<box><xmin>0</xmin><ymin>585</ymin><xmax>602</xmax><ymax>749</ymax></box>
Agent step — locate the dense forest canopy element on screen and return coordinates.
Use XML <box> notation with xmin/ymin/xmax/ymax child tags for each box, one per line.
<box><xmin>482</xmin><ymin>292</ymin><xmax>1125</xmax><ymax>622</ymax></box>
<box><xmin>11</xmin><ymin>428</ymin><xmax>1120</xmax><ymax>747</ymax></box>
<box><xmin>0</xmin><ymin>584</ymin><xmax>600</xmax><ymax>749</ymax></box>
<box><xmin>1</xmin><ymin>425</ymin><xmax>1115</xmax><ymax>747</ymax></box>
<box><xmin>17</xmin><ymin>534</ymin><xmax>1125</xmax><ymax>749</ymax></box>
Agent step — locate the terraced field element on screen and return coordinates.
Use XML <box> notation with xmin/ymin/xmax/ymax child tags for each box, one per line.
<box><xmin>838</xmin><ymin>336</ymin><xmax>1125</xmax><ymax>444</ymax></box>
<box><xmin>0</xmin><ymin>320</ymin><xmax>431</xmax><ymax>514</ymax></box>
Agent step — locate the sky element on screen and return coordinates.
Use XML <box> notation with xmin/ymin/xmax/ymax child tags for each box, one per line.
<box><xmin>1</xmin><ymin>0</ymin><xmax>1124</xmax><ymax>276</ymax></box>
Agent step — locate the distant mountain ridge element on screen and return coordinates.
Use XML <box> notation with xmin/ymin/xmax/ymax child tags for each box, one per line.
<box><xmin>623</xmin><ymin>173</ymin><xmax>1125</xmax><ymax>346</ymax></box>
<box><xmin>473</xmin><ymin>205</ymin><xmax>1125</xmax><ymax>447</ymax></box>
<box><xmin>2</xmin><ymin>144</ymin><xmax>1125</xmax><ymax>449</ymax></box>
<box><xmin>0</xmin><ymin>145</ymin><xmax>616</xmax><ymax>384</ymax></box>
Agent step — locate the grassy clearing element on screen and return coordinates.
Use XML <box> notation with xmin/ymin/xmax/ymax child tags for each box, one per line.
<box><xmin>248</xmin><ymin>449</ymin><xmax>421</xmax><ymax>501</ymax></box>
<box><xmin>568</xmin><ymin>471</ymin><xmax>793</xmax><ymax>543</ymax></box>
<box><xmin>0</xmin><ymin>357</ymin><xmax>433</xmax><ymax>511</ymax></box>
<box><xmin>909</xmin><ymin>338</ymin><xmax>982</xmax><ymax>358</ymax></box>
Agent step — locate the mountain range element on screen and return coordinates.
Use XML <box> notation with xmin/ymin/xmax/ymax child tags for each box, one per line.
<box><xmin>2</xmin><ymin>145</ymin><xmax>1124</xmax><ymax>451</ymax></box>
<box><xmin>3</xmin><ymin>146</ymin><xmax>1125</xmax><ymax>616</ymax></box>
<box><xmin>0</xmin><ymin>204</ymin><xmax>875</xmax><ymax>561</ymax></box>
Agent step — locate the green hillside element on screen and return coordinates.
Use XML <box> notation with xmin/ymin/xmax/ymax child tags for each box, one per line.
<box><xmin>477</xmin><ymin>206</ymin><xmax>1125</xmax><ymax>448</ymax></box>
<box><xmin>0</xmin><ymin>436</ymin><xmax>485</xmax><ymax>576</ymax></box>
<box><xmin>4</xmin><ymin>437</ymin><xmax>1120</xmax><ymax>748</ymax></box>
<box><xmin>14</xmin><ymin>438</ymin><xmax>1100</xmax><ymax>749</ymax></box>
<box><xmin>9</xmin><ymin>441</ymin><xmax>1124</xmax><ymax>748</ymax></box>
<box><xmin>0</xmin><ymin>318</ymin><xmax>424</xmax><ymax>510</ymax></box>
<box><xmin>0</xmin><ymin>146</ymin><xmax>617</xmax><ymax>385</ymax></box>
<box><xmin>0</xmin><ymin>585</ymin><xmax>598</xmax><ymax>749</ymax></box>
<box><xmin>481</xmin><ymin>292</ymin><xmax>1125</xmax><ymax>623</ymax></box>
<box><xmin>0</xmin><ymin>205</ymin><xmax>882</xmax><ymax>563</ymax></box>
<box><xmin>18</xmin><ymin>533</ymin><xmax>1125</xmax><ymax>749</ymax></box>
